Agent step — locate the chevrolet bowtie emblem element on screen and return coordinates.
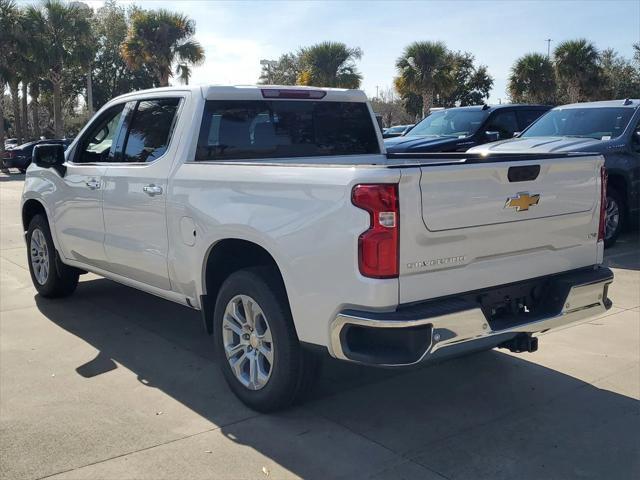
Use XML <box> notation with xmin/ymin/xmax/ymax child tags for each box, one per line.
<box><xmin>505</xmin><ymin>192</ymin><xmax>540</xmax><ymax>212</ymax></box>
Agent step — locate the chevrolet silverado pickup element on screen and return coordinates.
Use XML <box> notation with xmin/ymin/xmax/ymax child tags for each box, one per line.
<box><xmin>22</xmin><ymin>85</ymin><xmax>613</xmax><ymax>411</ymax></box>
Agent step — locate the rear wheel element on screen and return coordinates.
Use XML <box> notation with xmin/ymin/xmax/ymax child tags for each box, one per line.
<box><xmin>213</xmin><ymin>267</ymin><xmax>318</xmax><ymax>412</ymax></box>
<box><xmin>604</xmin><ymin>188</ymin><xmax>625</xmax><ymax>248</ymax></box>
<box><xmin>27</xmin><ymin>214</ymin><xmax>79</xmax><ymax>297</ymax></box>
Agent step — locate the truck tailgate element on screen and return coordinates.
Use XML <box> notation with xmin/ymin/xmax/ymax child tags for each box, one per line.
<box><xmin>397</xmin><ymin>154</ymin><xmax>604</xmax><ymax>304</ymax></box>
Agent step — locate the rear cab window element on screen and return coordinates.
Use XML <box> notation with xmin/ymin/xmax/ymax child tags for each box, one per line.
<box><xmin>195</xmin><ymin>100</ymin><xmax>380</xmax><ymax>161</ymax></box>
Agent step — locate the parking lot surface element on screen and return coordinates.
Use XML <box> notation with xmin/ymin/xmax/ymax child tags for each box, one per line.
<box><xmin>1</xmin><ymin>172</ymin><xmax>638</xmax><ymax>480</ymax></box>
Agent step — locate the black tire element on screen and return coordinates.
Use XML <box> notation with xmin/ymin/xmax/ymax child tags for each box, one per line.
<box><xmin>213</xmin><ymin>266</ymin><xmax>318</xmax><ymax>412</ymax></box>
<box><xmin>604</xmin><ymin>188</ymin><xmax>625</xmax><ymax>248</ymax></box>
<box><xmin>19</xmin><ymin>168</ymin><xmax>26</xmax><ymax>174</ymax></box>
<box><xmin>26</xmin><ymin>214</ymin><xmax>79</xmax><ymax>298</ymax></box>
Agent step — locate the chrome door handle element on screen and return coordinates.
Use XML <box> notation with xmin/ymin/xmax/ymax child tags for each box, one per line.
<box><xmin>143</xmin><ymin>184</ymin><xmax>163</xmax><ymax>196</ymax></box>
<box><xmin>86</xmin><ymin>179</ymin><xmax>100</xmax><ymax>190</ymax></box>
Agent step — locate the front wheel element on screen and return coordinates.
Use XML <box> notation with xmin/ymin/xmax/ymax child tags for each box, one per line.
<box><xmin>213</xmin><ymin>267</ymin><xmax>318</xmax><ymax>412</ymax></box>
<box><xmin>604</xmin><ymin>188</ymin><xmax>625</xmax><ymax>248</ymax></box>
<box><xmin>27</xmin><ymin>214</ymin><xmax>79</xmax><ymax>297</ymax></box>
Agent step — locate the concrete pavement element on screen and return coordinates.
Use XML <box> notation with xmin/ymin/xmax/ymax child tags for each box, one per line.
<box><xmin>1</xmin><ymin>172</ymin><xmax>638</xmax><ymax>479</ymax></box>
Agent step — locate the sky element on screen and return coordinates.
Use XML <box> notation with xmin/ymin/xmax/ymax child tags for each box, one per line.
<box><xmin>25</xmin><ymin>0</ymin><xmax>640</xmax><ymax>103</ymax></box>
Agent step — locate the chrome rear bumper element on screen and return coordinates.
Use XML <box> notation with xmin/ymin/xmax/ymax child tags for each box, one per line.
<box><xmin>330</xmin><ymin>267</ymin><xmax>613</xmax><ymax>366</ymax></box>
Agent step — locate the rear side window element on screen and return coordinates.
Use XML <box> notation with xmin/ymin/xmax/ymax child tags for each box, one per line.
<box><xmin>121</xmin><ymin>98</ymin><xmax>180</xmax><ymax>163</ymax></box>
<box><xmin>516</xmin><ymin>109</ymin><xmax>546</xmax><ymax>131</ymax></box>
<box><xmin>195</xmin><ymin>100</ymin><xmax>379</xmax><ymax>161</ymax></box>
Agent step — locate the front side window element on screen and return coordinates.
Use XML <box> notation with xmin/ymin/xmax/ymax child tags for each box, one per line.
<box><xmin>406</xmin><ymin>109</ymin><xmax>488</xmax><ymax>138</ymax></box>
<box><xmin>522</xmin><ymin>107</ymin><xmax>635</xmax><ymax>140</ymax></box>
<box><xmin>485</xmin><ymin>111</ymin><xmax>519</xmax><ymax>139</ymax></box>
<box><xmin>516</xmin><ymin>109</ymin><xmax>547</xmax><ymax>131</ymax></box>
<box><xmin>195</xmin><ymin>100</ymin><xmax>379</xmax><ymax>161</ymax></box>
<box><xmin>75</xmin><ymin>104</ymin><xmax>125</xmax><ymax>163</ymax></box>
<box><xmin>121</xmin><ymin>98</ymin><xmax>180</xmax><ymax>163</ymax></box>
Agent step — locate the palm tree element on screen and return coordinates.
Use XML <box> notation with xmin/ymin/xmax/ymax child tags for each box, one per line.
<box><xmin>554</xmin><ymin>39</ymin><xmax>602</xmax><ymax>103</ymax></box>
<box><xmin>1</xmin><ymin>0</ymin><xmax>25</xmax><ymax>144</ymax></box>
<box><xmin>508</xmin><ymin>53</ymin><xmax>556</xmax><ymax>104</ymax></box>
<box><xmin>121</xmin><ymin>9</ymin><xmax>205</xmax><ymax>87</ymax></box>
<box><xmin>296</xmin><ymin>42</ymin><xmax>363</xmax><ymax>88</ymax></box>
<box><xmin>395</xmin><ymin>41</ymin><xmax>451</xmax><ymax>117</ymax></box>
<box><xmin>25</xmin><ymin>0</ymin><xmax>92</xmax><ymax>138</ymax></box>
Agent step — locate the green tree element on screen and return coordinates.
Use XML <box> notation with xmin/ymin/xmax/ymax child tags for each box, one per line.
<box><xmin>395</xmin><ymin>41</ymin><xmax>451</xmax><ymax>116</ymax></box>
<box><xmin>25</xmin><ymin>0</ymin><xmax>93</xmax><ymax>138</ymax></box>
<box><xmin>440</xmin><ymin>51</ymin><xmax>493</xmax><ymax>107</ymax></box>
<box><xmin>121</xmin><ymin>9</ymin><xmax>205</xmax><ymax>87</ymax></box>
<box><xmin>296</xmin><ymin>41</ymin><xmax>363</xmax><ymax>88</ymax></box>
<box><xmin>91</xmin><ymin>0</ymin><xmax>155</xmax><ymax>109</ymax></box>
<box><xmin>599</xmin><ymin>48</ymin><xmax>640</xmax><ymax>99</ymax></box>
<box><xmin>554</xmin><ymin>39</ymin><xmax>602</xmax><ymax>103</ymax></box>
<box><xmin>508</xmin><ymin>53</ymin><xmax>557</xmax><ymax>104</ymax></box>
<box><xmin>258</xmin><ymin>53</ymin><xmax>300</xmax><ymax>85</ymax></box>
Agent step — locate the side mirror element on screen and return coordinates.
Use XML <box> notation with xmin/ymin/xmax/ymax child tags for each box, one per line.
<box><xmin>513</xmin><ymin>131</ymin><xmax>521</xmax><ymax>138</ymax></box>
<box><xmin>33</xmin><ymin>143</ymin><xmax>66</xmax><ymax>175</ymax></box>
<box><xmin>485</xmin><ymin>131</ymin><xmax>500</xmax><ymax>142</ymax></box>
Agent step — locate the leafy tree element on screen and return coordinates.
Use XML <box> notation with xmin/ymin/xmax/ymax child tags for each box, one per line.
<box><xmin>296</xmin><ymin>41</ymin><xmax>363</xmax><ymax>88</ymax></box>
<box><xmin>369</xmin><ymin>87</ymin><xmax>415</xmax><ymax>127</ymax></box>
<box><xmin>440</xmin><ymin>51</ymin><xmax>493</xmax><ymax>107</ymax></box>
<box><xmin>508</xmin><ymin>53</ymin><xmax>556</xmax><ymax>104</ymax></box>
<box><xmin>25</xmin><ymin>0</ymin><xmax>93</xmax><ymax>138</ymax></box>
<box><xmin>121</xmin><ymin>9</ymin><xmax>204</xmax><ymax>87</ymax></box>
<box><xmin>599</xmin><ymin>48</ymin><xmax>640</xmax><ymax>99</ymax></box>
<box><xmin>258</xmin><ymin>53</ymin><xmax>300</xmax><ymax>85</ymax></box>
<box><xmin>554</xmin><ymin>39</ymin><xmax>602</xmax><ymax>103</ymax></box>
<box><xmin>91</xmin><ymin>0</ymin><xmax>155</xmax><ymax>109</ymax></box>
<box><xmin>394</xmin><ymin>76</ymin><xmax>423</xmax><ymax>120</ymax></box>
<box><xmin>395</xmin><ymin>41</ymin><xmax>451</xmax><ymax>116</ymax></box>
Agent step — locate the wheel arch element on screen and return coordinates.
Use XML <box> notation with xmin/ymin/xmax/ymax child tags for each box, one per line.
<box><xmin>200</xmin><ymin>238</ymin><xmax>291</xmax><ymax>335</ymax></box>
<box><xmin>22</xmin><ymin>198</ymin><xmax>48</xmax><ymax>232</ymax></box>
<box><xmin>606</xmin><ymin>171</ymin><xmax>628</xmax><ymax>214</ymax></box>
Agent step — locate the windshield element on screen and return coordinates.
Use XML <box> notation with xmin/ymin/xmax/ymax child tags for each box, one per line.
<box><xmin>522</xmin><ymin>107</ymin><xmax>634</xmax><ymax>140</ymax></box>
<box><xmin>406</xmin><ymin>109</ymin><xmax>488</xmax><ymax>137</ymax></box>
<box><xmin>387</xmin><ymin>126</ymin><xmax>407</xmax><ymax>133</ymax></box>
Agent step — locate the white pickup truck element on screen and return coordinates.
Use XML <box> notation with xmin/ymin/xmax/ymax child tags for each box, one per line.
<box><xmin>22</xmin><ymin>86</ymin><xmax>613</xmax><ymax>411</ymax></box>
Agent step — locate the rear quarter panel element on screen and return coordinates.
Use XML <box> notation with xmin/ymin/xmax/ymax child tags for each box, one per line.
<box><xmin>167</xmin><ymin>160</ymin><xmax>400</xmax><ymax>348</ymax></box>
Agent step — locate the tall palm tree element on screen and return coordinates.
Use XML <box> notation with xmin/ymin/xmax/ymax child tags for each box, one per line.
<box><xmin>121</xmin><ymin>9</ymin><xmax>205</xmax><ymax>87</ymax></box>
<box><xmin>508</xmin><ymin>53</ymin><xmax>556</xmax><ymax>104</ymax></box>
<box><xmin>395</xmin><ymin>41</ymin><xmax>451</xmax><ymax>117</ymax></box>
<box><xmin>25</xmin><ymin>0</ymin><xmax>92</xmax><ymax>138</ymax></box>
<box><xmin>296</xmin><ymin>42</ymin><xmax>363</xmax><ymax>88</ymax></box>
<box><xmin>1</xmin><ymin>0</ymin><xmax>25</xmax><ymax>144</ymax></box>
<box><xmin>554</xmin><ymin>39</ymin><xmax>602</xmax><ymax>103</ymax></box>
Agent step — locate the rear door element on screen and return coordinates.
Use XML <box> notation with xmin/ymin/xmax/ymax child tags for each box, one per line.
<box><xmin>101</xmin><ymin>95</ymin><xmax>184</xmax><ymax>290</ymax></box>
<box><xmin>398</xmin><ymin>154</ymin><xmax>603</xmax><ymax>303</ymax></box>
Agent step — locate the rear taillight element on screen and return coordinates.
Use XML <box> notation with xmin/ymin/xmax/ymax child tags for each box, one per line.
<box><xmin>352</xmin><ymin>184</ymin><xmax>399</xmax><ymax>278</ymax></box>
<box><xmin>598</xmin><ymin>166</ymin><xmax>608</xmax><ymax>242</ymax></box>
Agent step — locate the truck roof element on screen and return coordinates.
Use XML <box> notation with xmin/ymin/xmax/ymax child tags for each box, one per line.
<box><xmin>554</xmin><ymin>99</ymin><xmax>640</xmax><ymax>109</ymax></box>
<box><xmin>111</xmin><ymin>85</ymin><xmax>368</xmax><ymax>103</ymax></box>
<box><xmin>443</xmin><ymin>104</ymin><xmax>551</xmax><ymax>112</ymax></box>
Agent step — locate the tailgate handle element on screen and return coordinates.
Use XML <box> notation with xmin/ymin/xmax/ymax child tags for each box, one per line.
<box><xmin>508</xmin><ymin>165</ymin><xmax>540</xmax><ymax>182</ymax></box>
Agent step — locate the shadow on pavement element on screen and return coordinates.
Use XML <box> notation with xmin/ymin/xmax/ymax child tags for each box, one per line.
<box><xmin>0</xmin><ymin>172</ymin><xmax>26</xmax><ymax>182</ymax></box>
<box><xmin>605</xmin><ymin>230</ymin><xmax>640</xmax><ymax>271</ymax></box>
<box><xmin>34</xmin><ymin>277</ymin><xmax>640</xmax><ymax>479</ymax></box>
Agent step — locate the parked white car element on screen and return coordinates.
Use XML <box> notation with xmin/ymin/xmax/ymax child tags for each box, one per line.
<box><xmin>22</xmin><ymin>86</ymin><xmax>613</xmax><ymax>411</ymax></box>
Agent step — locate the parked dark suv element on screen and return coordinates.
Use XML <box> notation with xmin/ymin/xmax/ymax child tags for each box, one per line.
<box><xmin>384</xmin><ymin>104</ymin><xmax>551</xmax><ymax>153</ymax></box>
<box><xmin>469</xmin><ymin>99</ymin><xmax>640</xmax><ymax>246</ymax></box>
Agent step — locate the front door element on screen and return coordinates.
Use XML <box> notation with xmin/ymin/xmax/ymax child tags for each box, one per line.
<box><xmin>54</xmin><ymin>103</ymin><xmax>127</xmax><ymax>268</ymax></box>
<box><xmin>101</xmin><ymin>96</ymin><xmax>183</xmax><ymax>290</ymax></box>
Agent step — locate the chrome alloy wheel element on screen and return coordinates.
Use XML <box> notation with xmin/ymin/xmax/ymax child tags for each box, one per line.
<box><xmin>222</xmin><ymin>294</ymin><xmax>274</xmax><ymax>390</ymax></box>
<box><xmin>30</xmin><ymin>228</ymin><xmax>50</xmax><ymax>285</ymax></box>
<box><xmin>605</xmin><ymin>195</ymin><xmax>620</xmax><ymax>241</ymax></box>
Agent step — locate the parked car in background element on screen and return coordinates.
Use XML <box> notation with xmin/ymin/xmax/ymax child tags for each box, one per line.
<box><xmin>2</xmin><ymin>138</ymin><xmax>73</xmax><ymax>173</ymax></box>
<box><xmin>469</xmin><ymin>99</ymin><xmax>640</xmax><ymax>247</ymax></box>
<box><xmin>4</xmin><ymin>138</ymin><xmax>18</xmax><ymax>150</ymax></box>
<box><xmin>385</xmin><ymin>104</ymin><xmax>551</xmax><ymax>153</ymax></box>
<box><xmin>382</xmin><ymin>124</ymin><xmax>414</xmax><ymax>138</ymax></box>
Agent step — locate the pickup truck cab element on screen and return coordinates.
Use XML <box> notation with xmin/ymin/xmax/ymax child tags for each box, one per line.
<box><xmin>385</xmin><ymin>104</ymin><xmax>551</xmax><ymax>153</ymax></box>
<box><xmin>22</xmin><ymin>86</ymin><xmax>613</xmax><ymax>411</ymax></box>
<box><xmin>469</xmin><ymin>99</ymin><xmax>640</xmax><ymax>247</ymax></box>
